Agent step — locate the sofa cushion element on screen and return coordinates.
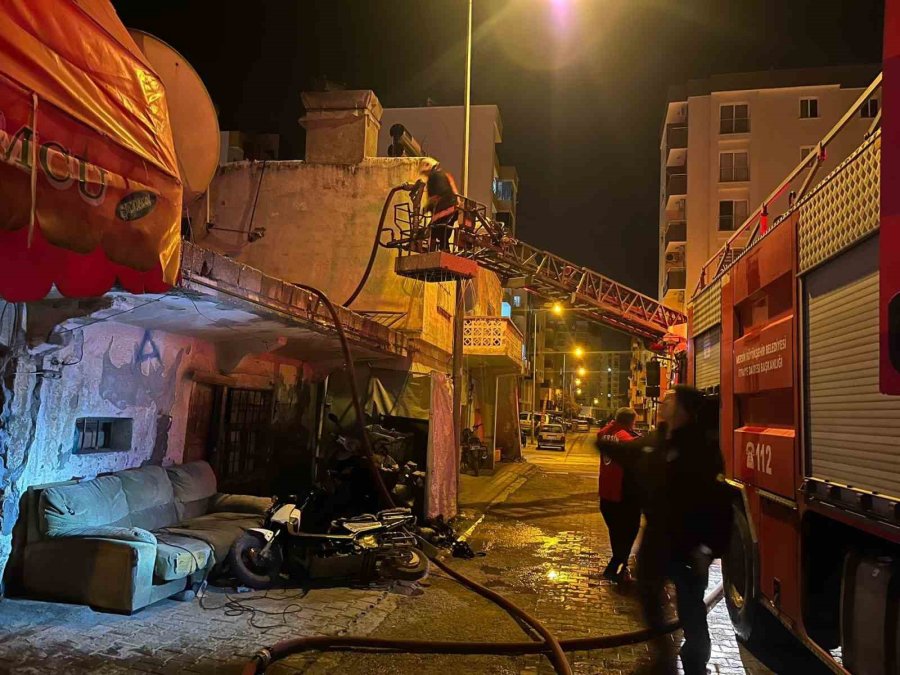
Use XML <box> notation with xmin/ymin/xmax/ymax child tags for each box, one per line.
<box><xmin>153</xmin><ymin>533</ymin><xmax>213</xmax><ymax>581</ymax></box>
<box><xmin>166</xmin><ymin>461</ymin><xmax>217</xmax><ymax>520</ymax></box>
<box><xmin>157</xmin><ymin>511</ymin><xmax>263</xmax><ymax>567</ymax></box>
<box><xmin>118</xmin><ymin>466</ymin><xmax>179</xmax><ymax>531</ymax></box>
<box><xmin>41</xmin><ymin>475</ymin><xmax>131</xmax><ymax>537</ymax></box>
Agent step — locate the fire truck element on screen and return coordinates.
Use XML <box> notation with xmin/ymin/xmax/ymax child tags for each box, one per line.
<box><xmin>686</xmin><ymin>5</ymin><xmax>900</xmax><ymax>672</ymax></box>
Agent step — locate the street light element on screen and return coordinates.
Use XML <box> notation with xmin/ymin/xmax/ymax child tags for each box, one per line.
<box><xmin>593</xmin><ymin>397</ymin><xmax>599</xmax><ymax>405</ymax></box>
<box><xmin>577</xmin><ymin>366</ymin><xmax>586</xmax><ymax>377</ymax></box>
<box><xmin>576</xmin><ymin>388</ymin><xmax>582</xmax><ymax>395</ymax></box>
<box><xmin>607</xmin><ymin>366</ymin><xmax>612</xmax><ymax>373</ymax></box>
<box><xmin>574</xmin><ymin>346</ymin><xmax>584</xmax><ymax>358</ymax></box>
<box><xmin>552</xmin><ymin>302</ymin><xmax>563</xmax><ymax>316</ymax></box>
<box><xmin>574</xmin><ymin>378</ymin><xmax>582</xmax><ymax>386</ymax></box>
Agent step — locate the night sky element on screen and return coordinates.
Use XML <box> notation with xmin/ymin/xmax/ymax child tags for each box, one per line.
<box><xmin>115</xmin><ymin>0</ymin><xmax>884</xmax><ymax>296</ymax></box>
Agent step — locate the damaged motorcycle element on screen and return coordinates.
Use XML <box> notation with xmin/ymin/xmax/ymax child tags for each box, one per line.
<box><xmin>228</xmin><ymin>414</ymin><xmax>429</xmax><ymax>589</ymax></box>
<box><xmin>228</xmin><ymin>491</ymin><xmax>429</xmax><ymax>589</ymax></box>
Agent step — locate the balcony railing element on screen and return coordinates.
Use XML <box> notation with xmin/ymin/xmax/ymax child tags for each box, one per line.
<box><xmin>666</xmin><ymin>173</ymin><xmax>687</xmax><ymax>197</ymax></box>
<box><xmin>664</xmin><ymin>221</ymin><xmax>686</xmax><ymax>250</ymax></box>
<box><xmin>666</xmin><ymin>125</ymin><xmax>688</xmax><ymax>151</ymax></box>
<box><xmin>663</xmin><ymin>269</ymin><xmax>686</xmax><ymax>295</ymax></box>
<box><xmin>463</xmin><ymin>317</ymin><xmax>524</xmax><ymax>369</ymax></box>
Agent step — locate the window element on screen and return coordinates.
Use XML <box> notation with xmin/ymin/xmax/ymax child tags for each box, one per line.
<box><xmin>492</xmin><ymin>178</ymin><xmax>514</xmax><ymax>202</ymax></box>
<box><xmin>801</xmin><ymin>145</ymin><xmax>816</xmax><ymax>166</ymax></box>
<box><xmin>512</xmin><ymin>295</ymin><xmax>522</xmax><ymax>308</ymax></box>
<box><xmin>74</xmin><ymin>417</ymin><xmax>133</xmax><ymax>453</ymax></box>
<box><xmin>219</xmin><ymin>388</ymin><xmax>273</xmax><ymax>483</ymax></box>
<box><xmin>719</xmin><ymin>104</ymin><xmax>750</xmax><ymax>134</ymax></box>
<box><xmin>800</xmin><ymin>98</ymin><xmax>819</xmax><ymax>119</ymax></box>
<box><xmin>719</xmin><ymin>151</ymin><xmax>749</xmax><ymax>182</ymax></box>
<box><xmin>718</xmin><ymin>200</ymin><xmax>749</xmax><ymax>231</ymax></box>
<box><xmin>861</xmin><ymin>98</ymin><xmax>879</xmax><ymax>119</ymax></box>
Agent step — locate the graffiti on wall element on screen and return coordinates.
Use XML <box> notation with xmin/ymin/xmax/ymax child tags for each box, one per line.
<box><xmin>99</xmin><ymin>335</ymin><xmax>184</xmax><ymax>412</ymax></box>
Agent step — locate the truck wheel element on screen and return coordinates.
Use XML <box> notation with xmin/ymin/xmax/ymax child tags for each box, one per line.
<box><xmin>723</xmin><ymin>503</ymin><xmax>762</xmax><ymax>642</ymax></box>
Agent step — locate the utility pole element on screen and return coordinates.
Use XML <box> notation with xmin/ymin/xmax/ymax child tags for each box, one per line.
<box><xmin>452</xmin><ymin>280</ymin><xmax>464</xmax><ymax>491</ymax></box>
<box><xmin>455</xmin><ymin>0</ymin><xmax>473</xmax><ymax>488</ymax></box>
<box><xmin>531</xmin><ymin>309</ymin><xmax>538</xmax><ymax>438</ymax></box>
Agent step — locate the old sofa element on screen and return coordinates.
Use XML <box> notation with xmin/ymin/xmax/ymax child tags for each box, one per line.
<box><xmin>21</xmin><ymin>460</ymin><xmax>270</xmax><ymax>613</ymax></box>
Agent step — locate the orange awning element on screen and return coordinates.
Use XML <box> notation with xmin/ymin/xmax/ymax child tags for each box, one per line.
<box><xmin>0</xmin><ymin>0</ymin><xmax>182</xmax><ymax>301</ymax></box>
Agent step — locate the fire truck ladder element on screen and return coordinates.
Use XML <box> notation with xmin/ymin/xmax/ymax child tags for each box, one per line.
<box><xmin>387</xmin><ymin>191</ymin><xmax>686</xmax><ymax>341</ymax></box>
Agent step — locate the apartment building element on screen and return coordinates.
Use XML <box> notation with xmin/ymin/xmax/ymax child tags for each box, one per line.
<box><xmin>659</xmin><ymin>65</ymin><xmax>880</xmax><ymax>312</ymax></box>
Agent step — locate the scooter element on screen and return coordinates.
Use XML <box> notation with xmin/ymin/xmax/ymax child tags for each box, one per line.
<box><xmin>228</xmin><ymin>490</ymin><xmax>429</xmax><ymax>589</ymax></box>
<box><xmin>228</xmin><ymin>413</ymin><xmax>429</xmax><ymax>589</ymax></box>
<box><xmin>460</xmin><ymin>424</ymin><xmax>489</xmax><ymax>477</ymax></box>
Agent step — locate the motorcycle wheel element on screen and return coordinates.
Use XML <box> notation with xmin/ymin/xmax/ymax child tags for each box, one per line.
<box><xmin>228</xmin><ymin>531</ymin><xmax>283</xmax><ymax>590</ymax></box>
<box><xmin>382</xmin><ymin>547</ymin><xmax>430</xmax><ymax>581</ymax></box>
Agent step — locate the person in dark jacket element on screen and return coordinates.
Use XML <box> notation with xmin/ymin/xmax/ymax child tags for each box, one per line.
<box><xmin>597</xmin><ymin>407</ymin><xmax>641</xmax><ymax>583</ymax></box>
<box><xmin>419</xmin><ymin>158</ymin><xmax>459</xmax><ymax>252</ymax></box>
<box><xmin>597</xmin><ymin>386</ymin><xmax>731</xmax><ymax>675</ymax></box>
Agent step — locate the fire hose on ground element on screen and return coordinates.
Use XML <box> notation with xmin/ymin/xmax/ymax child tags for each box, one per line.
<box><xmin>244</xmin><ymin>284</ymin><xmax>726</xmax><ymax>674</ymax></box>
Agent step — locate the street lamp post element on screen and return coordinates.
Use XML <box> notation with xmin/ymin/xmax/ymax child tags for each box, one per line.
<box><xmin>462</xmin><ymin>0</ymin><xmax>473</xmax><ymax>196</ymax></box>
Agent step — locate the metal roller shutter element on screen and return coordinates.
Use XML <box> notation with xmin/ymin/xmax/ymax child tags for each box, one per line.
<box><xmin>806</xmin><ymin>235</ymin><xmax>900</xmax><ymax>499</ymax></box>
<box><xmin>694</xmin><ymin>327</ymin><xmax>721</xmax><ymax>390</ymax></box>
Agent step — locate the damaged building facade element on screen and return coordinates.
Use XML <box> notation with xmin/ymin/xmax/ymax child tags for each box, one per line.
<box><xmin>0</xmin><ymin>245</ymin><xmax>411</xmax><ymax>589</ymax></box>
<box><xmin>201</xmin><ymin>89</ymin><xmax>523</xmax><ymax>470</ymax></box>
<box><xmin>0</xmin><ymin>87</ymin><xmax>523</xmax><ymax>593</ymax></box>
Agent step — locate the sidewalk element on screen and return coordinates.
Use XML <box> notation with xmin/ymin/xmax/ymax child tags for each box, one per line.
<box><xmin>458</xmin><ymin>460</ymin><xmax>536</xmax><ymax>514</ymax></box>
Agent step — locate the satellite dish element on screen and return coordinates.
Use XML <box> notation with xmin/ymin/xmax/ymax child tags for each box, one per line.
<box><xmin>128</xmin><ymin>30</ymin><xmax>219</xmax><ymax>202</ymax></box>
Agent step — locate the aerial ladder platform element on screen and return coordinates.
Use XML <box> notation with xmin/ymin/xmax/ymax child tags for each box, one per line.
<box><xmin>386</xmin><ymin>190</ymin><xmax>686</xmax><ymax>342</ymax></box>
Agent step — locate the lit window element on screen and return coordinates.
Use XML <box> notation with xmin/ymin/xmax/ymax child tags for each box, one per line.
<box><xmin>719</xmin><ymin>151</ymin><xmax>749</xmax><ymax>182</ymax></box>
<box><xmin>718</xmin><ymin>200</ymin><xmax>749</xmax><ymax>231</ymax></box>
<box><xmin>719</xmin><ymin>104</ymin><xmax>750</xmax><ymax>134</ymax></box>
<box><xmin>492</xmin><ymin>179</ymin><xmax>514</xmax><ymax>202</ymax></box>
<box><xmin>861</xmin><ymin>98</ymin><xmax>879</xmax><ymax>119</ymax></box>
<box><xmin>513</xmin><ymin>295</ymin><xmax>521</xmax><ymax>308</ymax></box>
<box><xmin>74</xmin><ymin>417</ymin><xmax>133</xmax><ymax>454</ymax></box>
<box><xmin>800</xmin><ymin>98</ymin><xmax>819</xmax><ymax>119</ymax></box>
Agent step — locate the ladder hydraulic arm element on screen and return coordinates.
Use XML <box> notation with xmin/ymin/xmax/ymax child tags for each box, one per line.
<box><xmin>386</xmin><ymin>189</ymin><xmax>686</xmax><ymax>341</ymax></box>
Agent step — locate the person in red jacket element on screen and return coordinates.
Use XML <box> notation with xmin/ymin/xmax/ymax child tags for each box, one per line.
<box><xmin>597</xmin><ymin>407</ymin><xmax>640</xmax><ymax>582</ymax></box>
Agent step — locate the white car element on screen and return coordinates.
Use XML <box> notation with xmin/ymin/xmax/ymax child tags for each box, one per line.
<box><xmin>536</xmin><ymin>423</ymin><xmax>566</xmax><ymax>450</ymax></box>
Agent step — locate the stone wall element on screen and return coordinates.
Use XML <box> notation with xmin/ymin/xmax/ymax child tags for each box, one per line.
<box><xmin>0</xmin><ymin>319</ymin><xmax>304</xmax><ymax>584</ymax></box>
<box><xmin>197</xmin><ymin>159</ymin><xmax>442</xmax><ymax>342</ymax></box>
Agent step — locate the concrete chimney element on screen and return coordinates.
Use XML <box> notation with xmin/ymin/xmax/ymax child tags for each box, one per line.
<box><xmin>299</xmin><ymin>90</ymin><xmax>383</xmax><ymax>164</ymax></box>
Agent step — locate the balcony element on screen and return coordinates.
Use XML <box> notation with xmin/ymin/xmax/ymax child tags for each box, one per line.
<box><xmin>663</xmin><ymin>268</ymin><xmax>686</xmax><ymax>310</ymax></box>
<box><xmin>664</xmin><ymin>221</ymin><xmax>686</xmax><ymax>254</ymax></box>
<box><xmin>666</xmin><ymin>125</ymin><xmax>688</xmax><ymax>169</ymax></box>
<box><xmin>463</xmin><ymin>317</ymin><xmax>524</xmax><ymax>372</ymax></box>
<box><xmin>664</xmin><ymin>175</ymin><xmax>687</xmax><ymax>217</ymax></box>
<box><xmin>667</xmin><ymin>125</ymin><xmax>687</xmax><ymax>150</ymax></box>
<box><xmin>666</xmin><ymin>173</ymin><xmax>687</xmax><ymax>197</ymax></box>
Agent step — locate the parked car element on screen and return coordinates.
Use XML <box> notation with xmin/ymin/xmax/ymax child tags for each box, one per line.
<box><xmin>536</xmin><ymin>423</ymin><xmax>566</xmax><ymax>450</ymax></box>
<box><xmin>574</xmin><ymin>417</ymin><xmax>590</xmax><ymax>432</ymax></box>
<box><xmin>521</xmin><ymin>412</ymin><xmax>551</xmax><ymax>435</ymax></box>
<box><xmin>519</xmin><ymin>411</ymin><xmax>533</xmax><ymax>434</ymax></box>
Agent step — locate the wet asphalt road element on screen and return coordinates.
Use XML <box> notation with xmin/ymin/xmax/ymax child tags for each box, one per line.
<box><xmin>288</xmin><ymin>432</ymin><xmax>830</xmax><ymax>674</ymax></box>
